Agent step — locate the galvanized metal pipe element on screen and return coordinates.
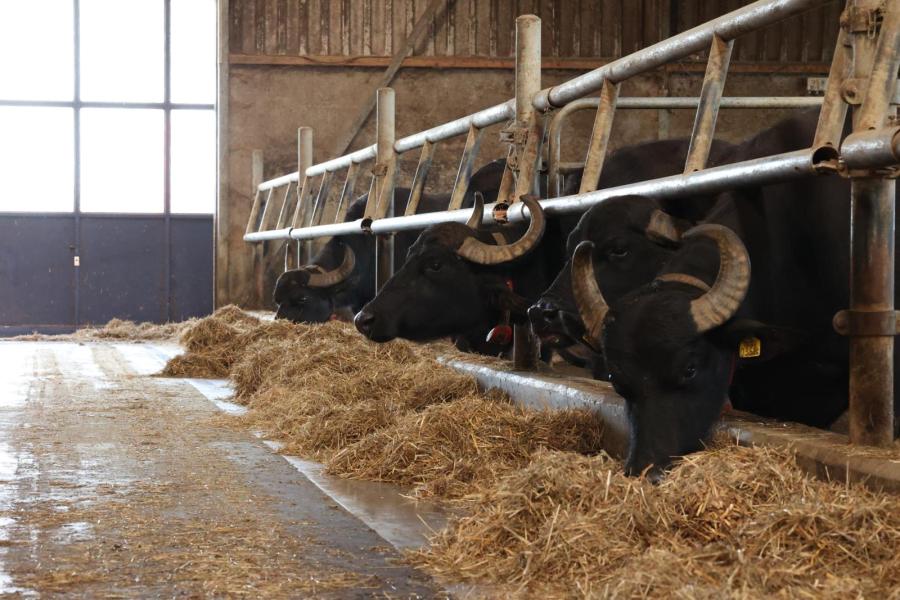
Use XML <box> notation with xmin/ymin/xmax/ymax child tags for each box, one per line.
<box><xmin>846</xmin><ymin>0</ymin><xmax>900</xmax><ymax>446</ymax></box>
<box><xmin>533</xmin><ymin>0</ymin><xmax>831</xmax><ymax>110</ymax></box>
<box><xmin>406</xmin><ymin>140</ymin><xmax>436</xmax><ymax>216</ymax></box>
<box><xmin>448</xmin><ymin>125</ymin><xmax>484</xmax><ymax>210</ymax></box>
<box><xmin>547</xmin><ymin>96</ymin><xmax>824</xmax><ymax>197</ymax></box>
<box><xmin>242</xmin><ymin>142</ymin><xmax>900</xmax><ymax>244</ymax></box>
<box><xmin>684</xmin><ymin>36</ymin><xmax>734</xmax><ymax>173</ymax></box>
<box><xmin>578</xmin><ymin>80</ymin><xmax>619</xmax><ymax>194</ymax></box>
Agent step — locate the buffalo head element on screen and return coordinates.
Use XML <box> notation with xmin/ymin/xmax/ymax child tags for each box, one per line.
<box><xmin>572</xmin><ymin>223</ymin><xmax>751</xmax><ymax>479</ymax></box>
<box><xmin>273</xmin><ymin>244</ymin><xmax>357</xmax><ymax>322</ymax></box>
<box><xmin>529</xmin><ymin>196</ymin><xmax>688</xmax><ymax>363</ymax></box>
<box><xmin>354</xmin><ymin>195</ymin><xmax>545</xmax><ymax>343</ymax></box>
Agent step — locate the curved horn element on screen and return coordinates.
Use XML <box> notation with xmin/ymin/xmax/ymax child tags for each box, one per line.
<box><xmin>683</xmin><ymin>224</ymin><xmax>750</xmax><ymax>332</ymax></box>
<box><xmin>306</xmin><ymin>244</ymin><xmax>356</xmax><ymax>288</ymax></box>
<box><xmin>466</xmin><ymin>192</ymin><xmax>485</xmax><ymax>229</ymax></box>
<box><xmin>646</xmin><ymin>209</ymin><xmax>688</xmax><ymax>243</ymax></box>
<box><xmin>571</xmin><ymin>241</ymin><xmax>610</xmax><ymax>346</ymax></box>
<box><xmin>455</xmin><ymin>195</ymin><xmax>546</xmax><ymax>265</ymax></box>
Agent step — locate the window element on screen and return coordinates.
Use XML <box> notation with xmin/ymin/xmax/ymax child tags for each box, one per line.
<box><xmin>0</xmin><ymin>0</ymin><xmax>216</xmax><ymax>215</ymax></box>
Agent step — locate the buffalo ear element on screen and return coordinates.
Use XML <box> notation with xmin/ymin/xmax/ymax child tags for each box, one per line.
<box><xmin>715</xmin><ymin>318</ymin><xmax>809</xmax><ymax>363</ymax></box>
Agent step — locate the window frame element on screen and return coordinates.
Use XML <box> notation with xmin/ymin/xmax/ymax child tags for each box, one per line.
<box><xmin>0</xmin><ymin>0</ymin><xmax>216</xmax><ymax>217</ymax></box>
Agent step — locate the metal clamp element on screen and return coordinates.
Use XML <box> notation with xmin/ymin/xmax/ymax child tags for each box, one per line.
<box><xmin>833</xmin><ymin>309</ymin><xmax>900</xmax><ymax>336</ymax></box>
<box><xmin>371</xmin><ymin>163</ymin><xmax>388</xmax><ymax>177</ymax></box>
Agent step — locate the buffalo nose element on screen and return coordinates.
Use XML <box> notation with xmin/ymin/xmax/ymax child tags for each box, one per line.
<box><xmin>527</xmin><ymin>299</ymin><xmax>561</xmax><ymax>330</ymax></box>
<box><xmin>354</xmin><ymin>309</ymin><xmax>375</xmax><ymax>336</ymax></box>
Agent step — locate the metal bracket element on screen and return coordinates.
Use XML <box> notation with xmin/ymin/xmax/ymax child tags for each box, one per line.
<box><xmin>499</xmin><ymin>122</ymin><xmax>529</xmax><ymax>146</ymax></box>
<box><xmin>842</xmin><ymin>4</ymin><xmax>884</xmax><ymax>36</ymax></box>
<box><xmin>371</xmin><ymin>163</ymin><xmax>388</xmax><ymax>177</ymax></box>
<box><xmin>833</xmin><ymin>309</ymin><xmax>900</xmax><ymax>336</ymax></box>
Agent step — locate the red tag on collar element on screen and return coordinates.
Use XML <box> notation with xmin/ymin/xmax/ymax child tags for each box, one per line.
<box><xmin>485</xmin><ymin>324</ymin><xmax>513</xmax><ymax>346</ymax></box>
<box><xmin>505</xmin><ymin>278</ymin><xmax>514</xmax><ymax>292</ymax></box>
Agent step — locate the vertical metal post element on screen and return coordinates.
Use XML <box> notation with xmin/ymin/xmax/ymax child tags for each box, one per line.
<box><xmin>406</xmin><ymin>140</ymin><xmax>436</xmax><ymax>216</ymax></box>
<box><xmin>294</xmin><ymin>127</ymin><xmax>313</xmax><ymax>265</ymax></box>
<box><xmin>512</xmin><ymin>14</ymin><xmax>541</xmax><ymax>370</ymax></box>
<box><xmin>374</xmin><ymin>88</ymin><xmax>396</xmax><ymax>292</ymax></box>
<box><xmin>448</xmin><ymin>125</ymin><xmax>485</xmax><ymax>210</ymax></box>
<box><xmin>684</xmin><ymin>35</ymin><xmax>733</xmax><ymax>173</ymax></box>
<box><xmin>578</xmin><ymin>80</ymin><xmax>620</xmax><ymax>194</ymax></box>
<box><xmin>335</xmin><ymin>161</ymin><xmax>360</xmax><ymax>223</ymax></box>
<box><xmin>250</xmin><ymin>150</ymin><xmax>265</xmax><ymax>305</ymax></box>
<box><xmin>846</xmin><ymin>0</ymin><xmax>899</xmax><ymax>446</ymax></box>
<box><xmin>511</xmin><ymin>14</ymin><xmax>542</xmax><ymax>202</ymax></box>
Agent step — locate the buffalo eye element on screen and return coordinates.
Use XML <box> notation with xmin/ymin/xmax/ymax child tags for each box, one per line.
<box><xmin>608</xmin><ymin>244</ymin><xmax>629</xmax><ymax>259</ymax></box>
<box><xmin>425</xmin><ymin>260</ymin><xmax>442</xmax><ymax>273</ymax></box>
<box><xmin>681</xmin><ymin>363</ymin><xmax>697</xmax><ymax>383</ymax></box>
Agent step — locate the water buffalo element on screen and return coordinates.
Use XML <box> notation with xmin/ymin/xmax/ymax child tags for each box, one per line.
<box><xmin>354</xmin><ymin>195</ymin><xmax>557</xmax><ymax>354</ymax></box>
<box><xmin>570</xmin><ymin>109</ymin><xmax>899</xmax><ymax>478</ymax></box>
<box><xmin>274</xmin><ymin>160</ymin><xmax>506</xmax><ymax>322</ymax></box>
<box><xmin>529</xmin><ymin>138</ymin><xmax>737</xmax><ymax>375</ymax></box>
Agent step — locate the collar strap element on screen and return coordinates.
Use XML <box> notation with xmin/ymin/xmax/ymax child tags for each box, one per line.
<box><xmin>655</xmin><ymin>273</ymin><xmax>711</xmax><ymax>292</ymax></box>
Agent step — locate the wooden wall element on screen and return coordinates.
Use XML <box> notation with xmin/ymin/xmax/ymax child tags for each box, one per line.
<box><xmin>228</xmin><ymin>0</ymin><xmax>842</xmax><ymax>68</ymax></box>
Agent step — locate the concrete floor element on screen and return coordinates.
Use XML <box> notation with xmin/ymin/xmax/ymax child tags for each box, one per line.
<box><xmin>0</xmin><ymin>341</ymin><xmax>448</xmax><ymax>598</ymax></box>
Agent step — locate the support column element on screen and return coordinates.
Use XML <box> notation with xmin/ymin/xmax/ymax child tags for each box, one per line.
<box><xmin>374</xmin><ymin>88</ymin><xmax>396</xmax><ymax>293</ymax></box>
<box><xmin>845</xmin><ymin>0</ymin><xmax>900</xmax><ymax>445</ymax></box>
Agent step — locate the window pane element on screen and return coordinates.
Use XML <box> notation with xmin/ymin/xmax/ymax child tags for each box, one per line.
<box><xmin>80</xmin><ymin>0</ymin><xmax>164</xmax><ymax>102</ymax></box>
<box><xmin>172</xmin><ymin>0</ymin><xmax>216</xmax><ymax>104</ymax></box>
<box><xmin>0</xmin><ymin>1</ymin><xmax>74</xmax><ymax>101</ymax></box>
<box><xmin>171</xmin><ymin>110</ymin><xmax>216</xmax><ymax>214</ymax></box>
<box><xmin>80</xmin><ymin>109</ymin><xmax>163</xmax><ymax>213</ymax></box>
<box><xmin>0</xmin><ymin>107</ymin><xmax>74</xmax><ymax>212</ymax></box>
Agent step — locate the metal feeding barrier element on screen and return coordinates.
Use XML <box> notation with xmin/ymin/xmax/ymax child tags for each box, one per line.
<box><xmin>245</xmin><ymin>0</ymin><xmax>900</xmax><ymax>447</ymax></box>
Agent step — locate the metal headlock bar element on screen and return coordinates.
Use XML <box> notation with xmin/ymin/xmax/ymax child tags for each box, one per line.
<box><xmin>244</xmin><ymin>0</ymin><xmax>900</xmax><ymax>446</ymax></box>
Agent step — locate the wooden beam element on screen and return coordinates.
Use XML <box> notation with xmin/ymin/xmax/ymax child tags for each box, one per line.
<box><xmin>229</xmin><ymin>53</ymin><xmax>831</xmax><ymax>74</ymax></box>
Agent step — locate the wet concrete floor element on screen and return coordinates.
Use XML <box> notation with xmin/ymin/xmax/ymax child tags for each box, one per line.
<box><xmin>0</xmin><ymin>341</ymin><xmax>446</xmax><ymax>598</ymax></box>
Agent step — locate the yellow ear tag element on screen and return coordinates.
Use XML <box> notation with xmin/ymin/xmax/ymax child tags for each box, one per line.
<box><xmin>739</xmin><ymin>336</ymin><xmax>762</xmax><ymax>359</ymax></box>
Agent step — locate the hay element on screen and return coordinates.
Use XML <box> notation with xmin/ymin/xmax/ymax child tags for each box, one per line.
<box><xmin>161</xmin><ymin>306</ymin><xmax>302</xmax><ymax>378</ymax></box>
<box><xmin>327</xmin><ymin>394</ymin><xmax>604</xmax><ymax>500</ymax></box>
<box><xmin>413</xmin><ymin>442</ymin><xmax>900</xmax><ymax>599</ymax></box>
<box><xmin>231</xmin><ymin>322</ymin><xmax>484</xmax><ymax>460</ymax></box>
<box><xmin>13</xmin><ymin>317</ymin><xmax>194</xmax><ymax>342</ymax></box>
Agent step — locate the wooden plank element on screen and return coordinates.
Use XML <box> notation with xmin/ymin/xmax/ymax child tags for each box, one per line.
<box><xmin>559</xmin><ymin>0</ymin><xmax>576</xmax><ymax>58</ymax></box>
<box><xmin>320</xmin><ymin>0</ymin><xmax>330</xmax><ymax>55</ymax></box>
<box><xmin>821</xmin><ymin>0</ymin><xmax>841</xmax><ymax>63</ymax></box>
<box><xmin>308</xmin><ymin>0</ymin><xmax>322</xmax><ymax>54</ymax></box>
<box><xmin>642</xmin><ymin>0</ymin><xmax>660</xmax><ymax>48</ymax></box>
<box><xmin>496</xmin><ymin>0</ymin><xmax>512</xmax><ymax>58</ymax></box>
<box><xmin>600</xmin><ymin>0</ymin><xmax>619</xmax><ymax>58</ymax></box>
<box><xmin>489</xmin><ymin>0</ymin><xmax>499</xmax><ymax>57</ymax></box>
<box><xmin>476</xmin><ymin>0</ymin><xmax>491</xmax><ymax>56</ymax></box>
<box><xmin>274</xmin><ymin>0</ymin><xmax>287</xmax><ymax>54</ymax></box>
<box><xmin>467</xmin><ymin>0</ymin><xmax>477</xmax><ymax>56</ymax></box>
<box><xmin>385</xmin><ymin>0</ymin><xmax>394</xmax><ymax>55</ymax></box>
<box><xmin>230</xmin><ymin>53</ymin><xmax>833</xmax><ymax>73</ymax></box>
<box><xmin>621</xmin><ymin>0</ymin><xmax>642</xmax><ymax>55</ymax></box>
<box><xmin>286</xmin><ymin>0</ymin><xmax>300</xmax><ymax>55</ymax></box>
<box><xmin>255</xmin><ymin>0</ymin><xmax>267</xmax><ymax>53</ymax></box>
<box><xmin>241</xmin><ymin>0</ymin><xmax>256</xmax><ymax>54</ymax></box>
<box><xmin>229</xmin><ymin>0</ymin><xmax>243</xmax><ymax>54</ymax></box>
<box><xmin>298</xmin><ymin>0</ymin><xmax>309</xmax><ymax>55</ymax></box>
<box><xmin>349</xmin><ymin>0</ymin><xmax>363</xmax><ymax>55</ymax></box>
<box><xmin>363</xmin><ymin>0</ymin><xmax>373</xmax><ymax>55</ymax></box>
<box><xmin>336</xmin><ymin>0</ymin><xmax>348</xmax><ymax>56</ymax></box>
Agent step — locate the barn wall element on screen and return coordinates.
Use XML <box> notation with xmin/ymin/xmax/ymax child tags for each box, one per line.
<box><xmin>219</xmin><ymin>0</ymin><xmax>843</xmax><ymax>308</ymax></box>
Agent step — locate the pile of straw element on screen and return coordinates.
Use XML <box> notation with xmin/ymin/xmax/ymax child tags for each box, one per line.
<box><xmin>328</xmin><ymin>394</ymin><xmax>603</xmax><ymax>500</ymax></box>
<box><xmin>414</xmin><ymin>442</ymin><xmax>900</xmax><ymax>598</ymax></box>
<box><xmin>161</xmin><ymin>306</ymin><xmax>291</xmax><ymax>377</ymax></box>
<box><xmin>14</xmin><ymin>317</ymin><xmax>194</xmax><ymax>342</ymax></box>
<box><xmin>162</xmin><ymin>308</ymin><xmax>604</xmax><ymax>499</ymax></box>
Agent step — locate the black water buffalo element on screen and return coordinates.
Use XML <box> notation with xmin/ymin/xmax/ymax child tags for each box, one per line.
<box><xmin>274</xmin><ymin>160</ymin><xmax>506</xmax><ymax>322</ymax></box>
<box><xmin>354</xmin><ymin>195</ymin><xmax>558</xmax><ymax>354</ymax></box>
<box><xmin>529</xmin><ymin>138</ymin><xmax>736</xmax><ymax>373</ymax></box>
<box><xmin>570</xmin><ymin>109</ymin><xmax>899</xmax><ymax>478</ymax></box>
